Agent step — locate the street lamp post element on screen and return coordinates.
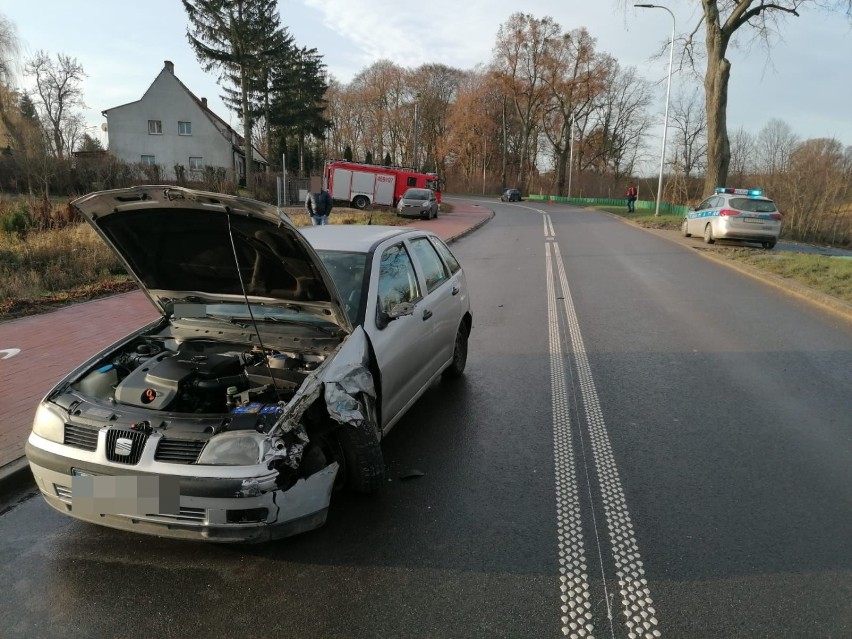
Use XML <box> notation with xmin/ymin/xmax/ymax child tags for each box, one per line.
<box><xmin>635</xmin><ymin>3</ymin><xmax>675</xmax><ymax>217</ymax></box>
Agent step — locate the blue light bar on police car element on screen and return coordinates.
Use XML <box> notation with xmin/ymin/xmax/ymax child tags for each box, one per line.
<box><xmin>715</xmin><ymin>187</ymin><xmax>763</xmax><ymax>197</ymax></box>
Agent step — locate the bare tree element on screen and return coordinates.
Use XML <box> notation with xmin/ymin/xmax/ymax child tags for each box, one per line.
<box><xmin>24</xmin><ymin>50</ymin><xmax>86</xmax><ymax>159</ymax></box>
<box><xmin>728</xmin><ymin>126</ymin><xmax>755</xmax><ymax>186</ymax></box>
<box><xmin>540</xmin><ymin>27</ymin><xmax>608</xmax><ymax>196</ymax></box>
<box><xmin>492</xmin><ymin>13</ymin><xmax>561</xmax><ymax>191</ymax></box>
<box><xmin>668</xmin><ymin>86</ymin><xmax>707</xmax><ymax>180</ymax></box>
<box><xmin>0</xmin><ymin>11</ymin><xmax>20</xmax><ymax>88</ymax></box>
<box><xmin>679</xmin><ymin>1</ymin><xmax>851</xmax><ymax>193</ymax></box>
<box><xmin>582</xmin><ymin>61</ymin><xmax>652</xmax><ymax>180</ymax></box>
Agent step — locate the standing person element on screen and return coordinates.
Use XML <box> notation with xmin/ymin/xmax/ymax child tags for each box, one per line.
<box><xmin>306</xmin><ymin>189</ymin><xmax>333</xmax><ymax>225</ymax></box>
<box><xmin>626</xmin><ymin>183</ymin><xmax>638</xmax><ymax>213</ymax></box>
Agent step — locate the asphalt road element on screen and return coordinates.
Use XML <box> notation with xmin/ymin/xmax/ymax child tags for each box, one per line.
<box><xmin>1</xmin><ymin>201</ymin><xmax>850</xmax><ymax>638</ymax></box>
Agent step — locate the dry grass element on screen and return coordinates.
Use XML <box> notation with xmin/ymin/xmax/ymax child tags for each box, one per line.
<box><xmin>280</xmin><ymin>205</ymin><xmax>413</xmax><ymax>227</ymax></box>
<box><xmin>0</xmin><ymin>204</ymin><xmax>416</xmax><ymax>321</ymax></box>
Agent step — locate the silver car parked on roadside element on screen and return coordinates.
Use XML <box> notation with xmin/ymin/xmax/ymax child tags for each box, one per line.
<box><xmin>682</xmin><ymin>188</ymin><xmax>783</xmax><ymax>249</ymax></box>
<box><xmin>25</xmin><ymin>186</ymin><xmax>472</xmax><ymax>543</ymax></box>
<box><xmin>397</xmin><ymin>187</ymin><xmax>439</xmax><ymax>219</ymax></box>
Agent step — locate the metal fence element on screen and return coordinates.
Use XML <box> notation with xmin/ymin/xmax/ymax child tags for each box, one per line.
<box><xmin>526</xmin><ymin>194</ymin><xmax>689</xmax><ymax>216</ymax></box>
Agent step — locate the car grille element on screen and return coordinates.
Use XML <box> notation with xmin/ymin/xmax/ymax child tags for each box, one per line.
<box><xmin>155</xmin><ymin>438</ymin><xmax>206</xmax><ymax>464</ymax></box>
<box><xmin>55</xmin><ymin>484</ymin><xmax>72</xmax><ymax>500</ymax></box>
<box><xmin>105</xmin><ymin>428</ymin><xmax>148</xmax><ymax>465</ymax></box>
<box><xmin>64</xmin><ymin>424</ymin><xmax>99</xmax><ymax>451</ymax></box>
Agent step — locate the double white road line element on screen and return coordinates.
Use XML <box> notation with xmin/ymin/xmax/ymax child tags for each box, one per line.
<box><xmin>543</xmin><ymin>211</ymin><xmax>660</xmax><ymax>639</ymax></box>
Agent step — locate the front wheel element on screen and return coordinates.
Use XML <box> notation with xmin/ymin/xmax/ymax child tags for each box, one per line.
<box><xmin>703</xmin><ymin>223</ymin><xmax>715</xmax><ymax>244</ymax></box>
<box><xmin>682</xmin><ymin>219</ymin><xmax>691</xmax><ymax>237</ymax></box>
<box><xmin>333</xmin><ymin>396</ymin><xmax>385</xmax><ymax>494</ymax></box>
<box><xmin>352</xmin><ymin>195</ymin><xmax>369</xmax><ymax>210</ymax></box>
<box><xmin>443</xmin><ymin>322</ymin><xmax>469</xmax><ymax>379</ymax></box>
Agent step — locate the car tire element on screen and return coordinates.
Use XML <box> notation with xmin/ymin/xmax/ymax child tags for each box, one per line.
<box><xmin>334</xmin><ymin>397</ymin><xmax>385</xmax><ymax>494</ymax></box>
<box><xmin>703</xmin><ymin>223</ymin><xmax>715</xmax><ymax>244</ymax></box>
<box><xmin>352</xmin><ymin>195</ymin><xmax>369</xmax><ymax>210</ymax></box>
<box><xmin>682</xmin><ymin>219</ymin><xmax>691</xmax><ymax>237</ymax></box>
<box><xmin>443</xmin><ymin>322</ymin><xmax>469</xmax><ymax>379</ymax></box>
<box><xmin>762</xmin><ymin>241</ymin><xmax>776</xmax><ymax>249</ymax></box>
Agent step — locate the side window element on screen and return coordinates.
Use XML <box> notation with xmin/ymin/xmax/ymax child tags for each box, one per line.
<box><xmin>428</xmin><ymin>236</ymin><xmax>460</xmax><ymax>274</ymax></box>
<box><xmin>696</xmin><ymin>198</ymin><xmax>713</xmax><ymax>210</ymax></box>
<box><xmin>409</xmin><ymin>237</ymin><xmax>449</xmax><ymax>293</ymax></box>
<box><xmin>377</xmin><ymin>244</ymin><xmax>421</xmax><ymax>314</ymax></box>
<box><xmin>407</xmin><ymin>177</ymin><xmax>417</xmax><ymax>187</ymax></box>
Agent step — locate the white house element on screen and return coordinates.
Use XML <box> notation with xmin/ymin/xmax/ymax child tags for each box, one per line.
<box><xmin>102</xmin><ymin>60</ymin><xmax>267</xmax><ymax>181</ymax></box>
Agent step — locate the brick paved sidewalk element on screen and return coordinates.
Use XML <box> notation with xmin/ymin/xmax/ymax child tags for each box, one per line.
<box><xmin>0</xmin><ymin>200</ymin><xmax>493</xmax><ymax>476</ymax></box>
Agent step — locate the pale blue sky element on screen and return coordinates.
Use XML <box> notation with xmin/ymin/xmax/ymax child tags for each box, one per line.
<box><xmin>3</xmin><ymin>0</ymin><xmax>851</xmax><ymax>155</ymax></box>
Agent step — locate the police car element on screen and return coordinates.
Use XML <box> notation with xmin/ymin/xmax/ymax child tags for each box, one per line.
<box><xmin>682</xmin><ymin>188</ymin><xmax>783</xmax><ymax>249</ymax></box>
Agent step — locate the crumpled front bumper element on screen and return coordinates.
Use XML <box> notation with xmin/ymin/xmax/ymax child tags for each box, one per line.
<box><xmin>26</xmin><ymin>437</ymin><xmax>338</xmax><ymax>543</ymax></box>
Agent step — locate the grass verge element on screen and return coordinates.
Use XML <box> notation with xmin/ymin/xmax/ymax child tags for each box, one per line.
<box><xmin>715</xmin><ymin>248</ymin><xmax>852</xmax><ymax>303</ymax></box>
<box><xmin>593</xmin><ymin>206</ymin><xmax>683</xmax><ymax>230</ymax></box>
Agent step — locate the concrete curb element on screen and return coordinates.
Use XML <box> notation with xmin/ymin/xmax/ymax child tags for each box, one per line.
<box><xmin>447</xmin><ymin>207</ymin><xmax>495</xmax><ymax>243</ymax></box>
<box><xmin>0</xmin><ymin>458</ymin><xmax>33</xmax><ymax>496</ymax></box>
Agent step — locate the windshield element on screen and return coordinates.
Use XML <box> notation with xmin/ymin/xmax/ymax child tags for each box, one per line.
<box><xmin>315</xmin><ymin>250</ymin><xmax>369</xmax><ymax>325</ymax></box>
<box><xmin>402</xmin><ymin>189</ymin><xmax>430</xmax><ymax>200</ymax></box>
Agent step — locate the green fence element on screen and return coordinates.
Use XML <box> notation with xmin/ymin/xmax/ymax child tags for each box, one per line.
<box><xmin>527</xmin><ymin>194</ymin><xmax>689</xmax><ymax>216</ymax></box>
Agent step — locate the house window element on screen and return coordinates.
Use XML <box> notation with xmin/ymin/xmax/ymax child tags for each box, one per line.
<box><xmin>189</xmin><ymin>157</ymin><xmax>203</xmax><ymax>171</ymax></box>
<box><xmin>148</xmin><ymin>120</ymin><xmax>162</xmax><ymax>135</ymax></box>
<box><xmin>178</xmin><ymin>121</ymin><xmax>192</xmax><ymax>136</ymax></box>
<box><xmin>141</xmin><ymin>155</ymin><xmax>156</xmax><ymax>165</ymax></box>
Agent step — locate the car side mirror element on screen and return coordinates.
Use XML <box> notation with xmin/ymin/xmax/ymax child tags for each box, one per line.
<box><xmin>376</xmin><ymin>301</ymin><xmax>416</xmax><ymax>329</ymax></box>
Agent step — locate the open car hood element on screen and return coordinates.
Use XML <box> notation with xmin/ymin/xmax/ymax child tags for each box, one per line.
<box><xmin>72</xmin><ymin>186</ymin><xmax>352</xmax><ymax>333</ymax></box>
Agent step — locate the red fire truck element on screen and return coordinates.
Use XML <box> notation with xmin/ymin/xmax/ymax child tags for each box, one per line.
<box><xmin>323</xmin><ymin>160</ymin><xmax>442</xmax><ymax>209</ymax></box>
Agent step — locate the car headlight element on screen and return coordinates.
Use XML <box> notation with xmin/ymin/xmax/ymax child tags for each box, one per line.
<box><xmin>197</xmin><ymin>432</ymin><xmax>269</xmax><ymax>466</ymax></box>
<box><xmin>33</xmin><ymin>403</ymin><xmax>66</xmax><ymax>444</ymax></box>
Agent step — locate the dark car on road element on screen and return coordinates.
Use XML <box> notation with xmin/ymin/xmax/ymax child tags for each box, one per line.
<box><xmin>500</xmin><ymin>188</ymin><xmax>522</xmax><ymax>202</ymax></box>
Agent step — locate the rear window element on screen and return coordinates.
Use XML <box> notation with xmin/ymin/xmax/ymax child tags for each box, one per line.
<box><xmin>731</xmin><ymin>198</ymin><xmax>777</xmax><ymax>213</ymax></box>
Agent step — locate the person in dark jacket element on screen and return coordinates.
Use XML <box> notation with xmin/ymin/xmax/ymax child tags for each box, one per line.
<box><xmin>306</xmin><ymin>189</ymin><xmax>333</xmax><ymax>225</ymax></box>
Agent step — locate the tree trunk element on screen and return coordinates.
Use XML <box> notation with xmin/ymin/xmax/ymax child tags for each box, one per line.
<box><xmin>241</xmin><ymin>68</ymin><xmax>253</xmax><ymax>195</ymax></box>
<box><xmin>703</xmin><ymin>10</ymin><xmax>731</xmax><ymax>194</ymax></box>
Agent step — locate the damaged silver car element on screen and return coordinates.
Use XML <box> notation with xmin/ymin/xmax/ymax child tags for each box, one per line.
<box><xmin>25</xmin><ymin>186</ymin><xmax>472</xmax><ymax>542</ymax></box>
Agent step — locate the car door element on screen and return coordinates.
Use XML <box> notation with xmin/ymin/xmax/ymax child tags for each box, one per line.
<box><xmin>363</xmin><ymin>240</ymin><xmax>436</xmax><ymax>431</ymax></box>
<box><xmin>689</xmin><ymin>196</ymin><xmax>714</xmax><ymax>235</ymax></box>
<box><xmin>406</xmin><ymin>235</ymin><xmax>460</xmax><ymax>374</ymax></box>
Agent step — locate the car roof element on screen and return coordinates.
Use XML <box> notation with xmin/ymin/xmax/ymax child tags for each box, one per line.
<box><xmin>300</xmin><ymin>225</ymin><xmax>426</xmax><ymax>253</ymax></box>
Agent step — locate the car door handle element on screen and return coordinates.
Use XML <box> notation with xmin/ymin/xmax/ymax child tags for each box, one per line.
<box><xmin>452</xmin><ymin>285</ymin><xmax>460</xmax><ymax>296</ymax></box>
<box><xmin>422</xmin><ymin>309</ymin><xmax>433</xmax><ymax>321</ymax></box>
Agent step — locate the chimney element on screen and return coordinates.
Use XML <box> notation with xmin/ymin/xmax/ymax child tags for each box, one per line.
<box><xmin>164</xmin><ymin>60</ymin><xmax>174</xmax><ymax>74</ymax></box>
<box><xmin>201</xmin><ymin>97</ymin><xmax>207</xmax><ymax>108</ymax></box>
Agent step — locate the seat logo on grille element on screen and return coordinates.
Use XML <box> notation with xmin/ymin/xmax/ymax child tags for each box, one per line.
<box><xmin>114</xmin><ymin>437</ymin><xmax>133</xmax><ymax>457</ymax></box>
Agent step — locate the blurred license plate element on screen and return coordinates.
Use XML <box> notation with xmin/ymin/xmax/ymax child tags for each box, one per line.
<box><xmin>72</xmin><ymin>475</ymin><xmax>179</xmax><ymax>516</ymax></box>
<box><xmin>742</xmin><ymin>217</ymin><xmax>763</xmax><ymax>223</ymax></box>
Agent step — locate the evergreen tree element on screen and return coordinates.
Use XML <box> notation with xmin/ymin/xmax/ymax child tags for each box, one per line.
<box><xmin>383</xmin><ymin>152</ymin><xmax>392</xmax><ymax>167</ymax></box>
<box><xmin>365</xmin><ymin>151</ymin><xmax>373</xmax><ymax>165</ymax></box>
<box><xmin>269</xmin><ymin>45</ymin><xmax>331</xmax><ymax>176</ymax></box>
<box><xmin>183</xmin><ymin>0</ymin><xmax>289</xmax><ymax>193</ymax></box>
<box><xmin>343</xmin><ymin>145</ymin><xmax>353</xmax><ymax>162</ymax></box>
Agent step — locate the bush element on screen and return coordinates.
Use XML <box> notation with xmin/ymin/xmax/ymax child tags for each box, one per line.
<box><xmin>0</xmin><ymin>202</ymin><xmax>32</xmax><ymax>239</ymax></box>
